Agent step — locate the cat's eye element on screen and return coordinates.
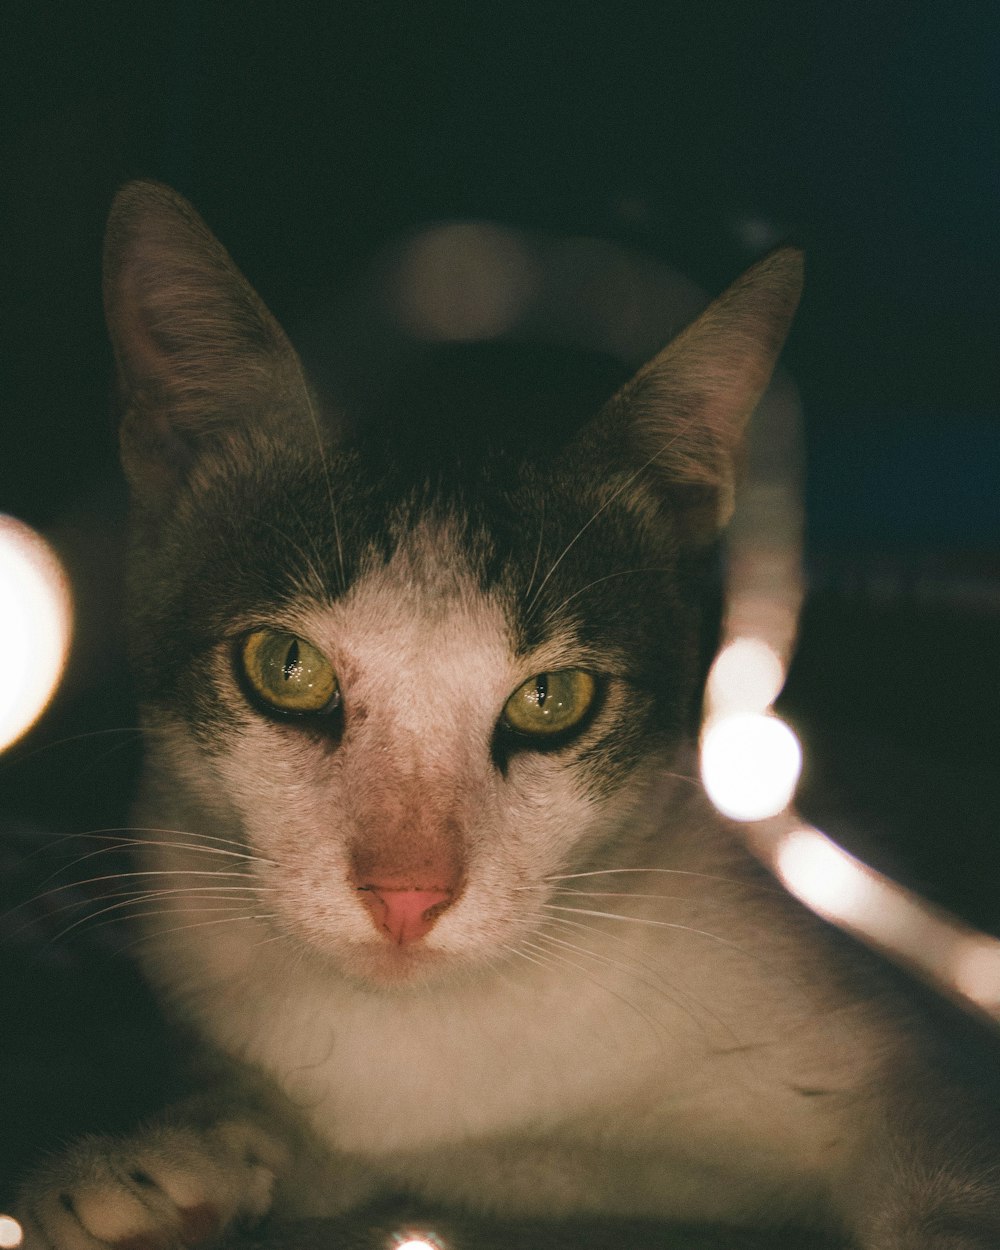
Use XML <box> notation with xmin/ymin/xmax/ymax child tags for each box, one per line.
<box><xmin>239</xmin><ymin>629</ymin><xmax>340</xmax><ymax>716</ymax></box>
<box><xmin>502</xmin><ymin>670</ymin><xmax>597</xmax><ymax>739</ymax></box>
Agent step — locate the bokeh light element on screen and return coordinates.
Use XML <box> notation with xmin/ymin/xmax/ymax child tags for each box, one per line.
<box><xmin>951</xmin><ymin>940</ymin><xmax>1000</xmax><ymax>1015</ymax></box>
<box><xmin>0</xmin><ymin>1215</ymin><xmax>23</xmax><ymax>1249</ymax></box>
<box><xmin>700</xmin><ymin>712</ymin><xmax>802</xmax><ymax>821</ymax></box>
<box><xmin>690</xmin><ymin>303</ymin><xmax>1000</xmax><ymax>1028</ymax></box>
<box><xmin>772</xmin><ymin>827</ymin><xmax>886</xmax><ymax>925</ymax></box>
<box><xmin>393</xmin><ymin>222</ymin><xmax>537</xmax><ymax>342</ymax></box>
<box><xmin>0</xmin><ymin>515</ymin><xmax>73</xmax><ymax>752</ymax></box>
<box><xmin>742</xmin><ymin>819</ymin><xmax>1000</xmax><ymax>1023</ymax></box>
<box><xmin>705</xmin><ymin>636</ymin><xmax>786</xmax><ymax>719</ymax></box>
<box><xmin>391</xmin><ymin>1233</ymin><xmax>443</xmax><ymax>1250</ymax></box>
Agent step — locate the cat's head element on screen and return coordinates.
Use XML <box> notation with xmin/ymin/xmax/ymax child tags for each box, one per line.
<box><xmin>103</xmin><ymin>181</ymin><xmax>801</xmax><ymax>987</ymax></box>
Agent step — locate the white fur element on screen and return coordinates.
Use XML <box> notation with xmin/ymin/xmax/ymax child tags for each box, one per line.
<box><xmin>121</xmin><ymin>524</ymin><xmax>892</xmax><ymax>1227</ymax></box>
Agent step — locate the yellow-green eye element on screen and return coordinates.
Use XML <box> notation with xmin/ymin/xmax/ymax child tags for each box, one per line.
<box><xmin>240</xmin><ymin>629</ymin><xmax>340</xmax><ymax>715</ymax></box>
<box><xmin>503</xmin><ymin>669</ymin><xmax>597</xmax><ymax>738</ymax></box>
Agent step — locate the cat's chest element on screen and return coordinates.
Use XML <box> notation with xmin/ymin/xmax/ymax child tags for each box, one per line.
<box><xmin>216</xmin><ymin>950</ymin><xmax>866</xmax><ymax>1186</ymax></box>
<box><xmin>242</xmin><ymin>966</ymin><xmax>686</xmax><ymax>1154</ymax></box>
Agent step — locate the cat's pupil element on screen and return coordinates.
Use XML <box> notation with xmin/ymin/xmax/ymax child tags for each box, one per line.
<box><xmin>282</xmin><ymin>639</ymin><xmax>300</xmax><ymax>682</ymax></box>
<box><xmin>536</xmin><ymin>674</ymin><xmax>548</xmax><ymax>707</ymax></box>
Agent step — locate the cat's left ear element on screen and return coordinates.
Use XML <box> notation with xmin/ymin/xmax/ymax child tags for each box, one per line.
<box><xmin>603</xmin><ymin>246</ymin><xmax>803</xmax><ymax>543</ymax></box>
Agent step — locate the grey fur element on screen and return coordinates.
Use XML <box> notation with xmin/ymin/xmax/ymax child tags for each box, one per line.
<box><xmin>15</xmin><ymin>183</ymin><xmax>1000</xmax><ymax>1250</ymax></box>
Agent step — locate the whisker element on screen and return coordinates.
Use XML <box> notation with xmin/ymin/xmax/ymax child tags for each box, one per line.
<box><xmin>105</xmin><ymin>826</ymin><xmax>262</xmax><ymax>855</ymax></box>
<box><xmin>523</xmin><ymin>497</ymin><xmax>546</xmax><ymax>603</ymax></box>
<box><xmin>302</xmin><ymin>384</ymin><xmax>346</xmax><ymax>593</ymax></box>
<box><xmin>67</xmin><ymin>735</ymin><xmax>146</xmax><ymax>781</ymax></box>
<box><xmin>47</xmin><ymin>891</ymin><xmax>259</xmax><ymax>940</ymax></box>
<box><xmin>13</xmin><ymin>868</ymin><xmax>266</xmax><ymax>920</ymax></box>
<box><xmin>20</xmin><ymin>832</ymin><xmax>272</xmax><ymax>901</ymax></box>
<box><xmin>540</xmin><ymin>912</ymin><xmax>739</xmax><ymax>1045</ymax></box>
<box><xmin>536</xmin><ymin>567</ymin><xmax>674</xmax><ymax>631</ymax></box>
<box><xmin>5</xmin><ymin>870</ymin><xmax>263</xmax><ymax>942</ymax></box>
<box><xmin>534</xmin><ymin>927</ymin><xmax>691</xmax><ymax>1029</ymax></box>
<box><xmin>31</xmin><ymin>881</ymin><xmax>266</xmax><ymax>924</ymax></box>
<box><xmin>116</xmin><ymin>911</ymin><xmax>279</xmax><ymax>955</ymax></box>
<box><xmin>481</xmin><ymin>949</ymin><xmax>534</xmax><ymax>998</ymax></box>
<box><xmin>41</xmin><ymin>836</ymin><xmax>272</xmax><ymax>883</ymax></box>
<box><xmin>523</xmin><ymin>411</ymin><xmax>703</xmax><ymax>623</ymax></box>
<box><xmin>541</xmin><ymin>902</ymin><xmax>741</xmax><ymax>950</ymax></box>
<box><xmin>256</xmin><ymin>514</ymin><xmax>329</xmax><ymax>604</ymax></box>
<box><xmin>541</xmin><ymin>867</ymin><xmax>777</xmax><ymax>892</ymax></box>
<box><xmin>36</xmin><ymin>825</ymin><xmax>264</xmax><ymax>862</ymax></box>
<box><xmin>523</xmin><ymin>933</ymin><xmax>668</xmax><ymax>1043</ymax></box>
<box><xmin>49</xmin><ymin>863</ymin><xmax>262</xmax><ymax>887</ymax></box>
<box><xmin>545</xmin><ymin>887</ymin><xmax>687</xmax><ymax>902</ymax></box>
<box><xmin>500</xmin><ymin>942</ymin><xmax>554</xmax><ymax>976</ymax></box>
<box><xmin>246</xmin><ymin>930</ymin><xmax>293</xmax><ymax>952</ymax></box>
<box><xmin>0</xmin><ymin>727</ymin><xmax>155</xmax><ymax>773</ymax></box>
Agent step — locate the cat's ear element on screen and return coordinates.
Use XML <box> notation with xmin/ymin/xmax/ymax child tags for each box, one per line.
<box><xmin>103</xmin><ymin>180</ymin><xmax>318</xmax><ymax>504</ymax></box>
<box><xmin>604</xmin><ymin>247</ymin><xmax>803</xmax><ymax>544</ymax></box>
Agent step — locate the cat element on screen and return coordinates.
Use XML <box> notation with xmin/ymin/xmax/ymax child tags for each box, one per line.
<box><xmin>14</xmin><ymin>180</ymin><xmax>1000</xmax><ymax>1249</ymax></box>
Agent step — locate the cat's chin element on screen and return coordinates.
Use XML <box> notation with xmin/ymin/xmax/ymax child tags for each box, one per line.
<box><xmin>334</xmin><ymin>938</ymin><xmax>469</xmax><ymax>989</ymax></box>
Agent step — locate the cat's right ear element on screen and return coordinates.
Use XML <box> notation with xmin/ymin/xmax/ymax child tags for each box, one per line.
<box><xmin>103</xmin><ymin>180</ymin><xmax>320</xmax><ymax>506</ymax></box>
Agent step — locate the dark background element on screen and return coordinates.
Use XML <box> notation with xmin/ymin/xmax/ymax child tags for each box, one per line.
<box><xmin>1</xmin><ymin>1</ymin><xmax>999</xmax><ymax>1240</ymax></box>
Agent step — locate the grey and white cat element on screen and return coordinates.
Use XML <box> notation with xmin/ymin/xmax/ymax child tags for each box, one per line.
<box><xmin>16</xmin><ymin>182</ymin><xmax>1000</xmax><ymax>1249</ymax></box>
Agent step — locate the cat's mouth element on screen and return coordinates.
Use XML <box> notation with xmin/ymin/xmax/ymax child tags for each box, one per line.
<box><xmin>341</xmin><ymin>933</ymin><xmax>463</xmax><ymax>987</ymax></box>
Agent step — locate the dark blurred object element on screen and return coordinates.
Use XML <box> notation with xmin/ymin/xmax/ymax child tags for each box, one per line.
<box><xmin>4</xmin><ymin>3</ymin><xmax>998</xmax><ymax>527</ymax></box>
<box><xmin>235</xmin><ymin>1204</ymin><xmax>844</xmax><ymax>1250</ymax></box>
<box><xmin>0</xmin><ymin>817</ymin><xmax>170</xmax><ymax>1207</ymax></box>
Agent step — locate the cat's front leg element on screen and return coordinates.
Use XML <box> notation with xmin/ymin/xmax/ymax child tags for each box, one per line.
<box><xmin>844</xmin><ymin>1085</ymin><xmax>1000</xmax><ymax>1250</ymax></box>
<box><xmin>15</xmin><ymin>1118</ymin><xmax>289</xmax><ymax>1250</ymax></box>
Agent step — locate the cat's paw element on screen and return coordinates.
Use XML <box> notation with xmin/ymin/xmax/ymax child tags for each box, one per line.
<box><xmin>15</xmin><ymin>1120</ymin><xmax>288</xmax><ymax>1250</ymax></box>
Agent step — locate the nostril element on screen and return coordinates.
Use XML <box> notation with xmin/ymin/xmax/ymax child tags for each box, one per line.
<box><xmin>357</xmin><ymin>885</ymin><xmax>454</xmax><ymax>945</ymax></box>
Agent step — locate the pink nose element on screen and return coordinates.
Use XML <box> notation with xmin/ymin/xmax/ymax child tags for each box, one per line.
<box><xmin>357</xmin><ymin>885</ymin><xmax>454</xmax><ymax>945</ymax></box>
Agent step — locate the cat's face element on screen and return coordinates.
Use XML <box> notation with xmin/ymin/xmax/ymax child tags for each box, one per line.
<box><xmin>127</xmin><ymin>421</ymin><xmax>695</xmax><ymax>986</ymax></box>
<box><xmin>104</xmin><ymin>182</ymin><xmax>801</xmax><ymax>987</ymax></box>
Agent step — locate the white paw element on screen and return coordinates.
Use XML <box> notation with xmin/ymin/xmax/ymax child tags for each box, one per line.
<box><xmin>16</xmin><ymin>1120</ymin><xmax>288</xmax><ymax>1249</ymax></box>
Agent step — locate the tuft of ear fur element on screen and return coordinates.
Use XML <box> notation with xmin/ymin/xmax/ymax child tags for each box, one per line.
<box><xmin>103</xmin><ymin>180</ymin><xmax>317</xmax><ymax>504</ymax></box>
<box><xmin>605</xmin><ymin>247</ymin><xmax>803</xmax><ymax>544</ymax></box>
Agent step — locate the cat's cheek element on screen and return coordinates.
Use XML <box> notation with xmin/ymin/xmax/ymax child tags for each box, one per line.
<box><xmin>500</xmin><ymin>752</ymin><xmax>617</xmax><ymax>862</ymax></box>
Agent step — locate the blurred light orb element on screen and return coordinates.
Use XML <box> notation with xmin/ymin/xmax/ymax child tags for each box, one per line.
<box><xmin>393</xmin><ymin>222</ymin><xmax>537</xmax><ymax>341</ymax></box>
<box><xmin>0</xmin><ymin>515</ymin><xmax>73</xmax><ymax>752</ymax></box>
<box><xmin>0</xmin><ymin>1215</ymin><xmax>23</xmax><ymax>1249</ymax></box>
<box><xmin>706</xmin><ymin>636</ymin><xmax>786</xmax><ymax>718</ymax></box>
<box><xmin>391</xmin><ymin>1235</ymin><xmax>442</xmax><ymax>1250</ymax></box>
<box><xmin>700</xmin><ymin>712</ymin><xmax>801</xmax><ymax>821</ymax></box>
<box><xmin>733</xmin><ymin>215</ymin><xmax>785</xmax><ymax>253</ymax></box>
<box><xmin>772</xmin><ymin>827</ymin><xmax>880</xmax><ymax>922</ymax></box>
<box><xmin>950</xmin><ymin>939</ymin><xmax>1000</xmax><ymax>1015</ymax></box>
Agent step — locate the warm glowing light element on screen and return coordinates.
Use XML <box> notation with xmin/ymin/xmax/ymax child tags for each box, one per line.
<box><xmin>772</xmin><ymin>828</ymin><xmax>884</xmax><ymax>923</ymax></box>
<box><xmin>705</xmin><ymin>636</ymin><xmax>786</xmax><ymax>718</ymax></box>
<box><xmin>950</xmin><ymin>940</ymin><xmax>1000</xmax><ymax>1014</ymax></box>
<box><xmin>393</xmin><ymin>222</ymin><xmax>536</xmax><ymax>341</ymax></box>
<box><xmin>0</xmin><ymin>1215</ymin><xmax>23</xmax><ymax>1249</ymax></box>
<box><xmin>765</xmin><ymin>823</ymin><xmax>1000</xmax><ymax>1015</ymax></box>
<box><xmin>0</xmin><ymin>515</ymin><xmax>73</xmax><ymax>752</ymax></box>
<box><xmin>392</xmin><ymin>1236</ymin><xmax>442</xmax><ymax>1250</ymax></box>
<box><xmin>700</xmin><ymin>712</ymin><xmax>801</xmax><ymax>821</ymax></box>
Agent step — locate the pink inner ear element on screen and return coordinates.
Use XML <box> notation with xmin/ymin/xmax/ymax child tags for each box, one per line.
<box><xmin>357</xmin><ymin>886</ymin><xmax>455</xmax><ymax>945</ymax></box>
<box><xmin>112</xmin><ymin>262</ymin><xmax>168</xmax><ymax>392</ymax></box>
